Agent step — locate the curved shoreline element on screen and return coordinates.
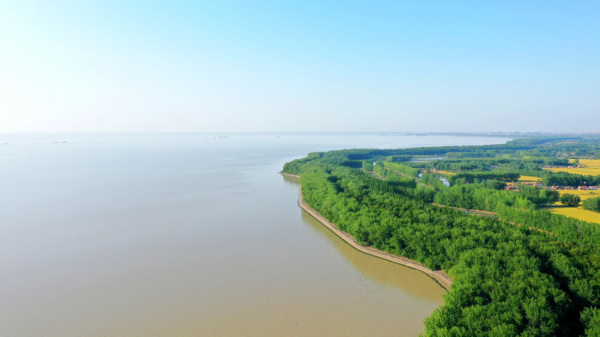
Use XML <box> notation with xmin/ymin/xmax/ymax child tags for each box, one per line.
<box><xmin>296</xmin><ymin>183</ymin><xmax>453</xmax><ymax>291</ymax></box>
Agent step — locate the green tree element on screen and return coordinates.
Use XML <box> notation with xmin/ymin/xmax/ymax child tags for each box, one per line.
<box><xmin>581</xmin><ymin>307</ymin><xmax>600</xmax><ymax>337</ymax></box>
<box><xmin>560</xmin><ymin>193</ymin><xmax>581</xmax><ymax>207</ymax></box>
<box><xmin>484</xmin><ymin>179</ymin><xmax>506</xmax><ymax>190</ymax></box>
<box><xmin>583</xmin><ymin>197</ymin><xmax>600</xmax><ymax>213</ymax></box>
<box><xmin>283</xmin><ymin>136</ymin><xmax>600</xmax><ymax>335</ymax></box>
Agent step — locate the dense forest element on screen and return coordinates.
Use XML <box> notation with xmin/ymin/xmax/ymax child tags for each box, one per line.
<box><xmin>584</xmin><ymin>197</ymin><xmax>600</xmax><ymax>213</ymax></box>
<box><xmin>282</xmin><ymin>135</ymin><xmax>600</xmax><ymax>336</ymax></box>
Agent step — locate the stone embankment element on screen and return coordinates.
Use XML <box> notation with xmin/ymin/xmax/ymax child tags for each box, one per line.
<box><xmin>279</xmin><ymin>172</ymin><xmax>301</xmax><ymax>178</ymax></box>
<box><xmin>282</xmin><ymin>171</ymin><xmax>555</xmax><ymax>291</ymax></box>
<box><xmin>298</xmin><ymin>185</ymin><xmax>452</xmax><ymax>291</ymax></box>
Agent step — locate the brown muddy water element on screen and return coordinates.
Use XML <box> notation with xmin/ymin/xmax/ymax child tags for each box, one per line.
<box><xmin>0</xmin><ymin>133</ymin><xmax>510</xmax><ymax>336</ymax></box>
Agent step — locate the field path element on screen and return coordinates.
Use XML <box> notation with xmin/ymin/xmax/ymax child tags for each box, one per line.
<box><xmin>432</xmin><ymin>204</ymin><xmax>556</xmax><ymax>236</ymax></box>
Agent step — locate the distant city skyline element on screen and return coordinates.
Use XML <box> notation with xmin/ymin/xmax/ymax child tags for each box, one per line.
<box><xmin>1</xmin><ymin>1</ymin><xmax>599</xmax><ymax>133</ymax></box>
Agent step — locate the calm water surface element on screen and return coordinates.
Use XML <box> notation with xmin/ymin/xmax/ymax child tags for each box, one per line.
<box><xmin>0</xmin><ymin>133</ymin><xmax>509</xmax><ymax>336</ymax></box>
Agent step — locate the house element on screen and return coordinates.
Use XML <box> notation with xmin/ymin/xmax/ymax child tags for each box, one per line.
<box><xmin>565</xmin><ymin>186</ymin><xmax>574</xmax><ymax>190</ymax></box>
<box><xmin>579</xmin><ymin>186</ymin><xmax>589</xmax><ymax>190</ymax></box>
<box><xmin>533</xmin><ymin>183</ymin><xmax>542</xmax><ymax>187</ymax></box>
<box><xmin>590</xmin><ymin>186</ymin><xmax>599</xmax><ymax>190</ymax></box>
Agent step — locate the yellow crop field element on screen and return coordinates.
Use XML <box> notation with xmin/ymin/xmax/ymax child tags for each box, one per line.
<box><xmin>574</xmin><ymin>159</ymin><xmax>600</xmax><ymax>168</ymax></box>
<box><xmin>437</xmin><ymin>170</ymin><xmax>455</xmax><ymax>175</ymax></box>
<box><xmin>519</xmin><ymin>176</ymin><xmax>542</xmax><ymax>182</ymax></box>
<box><xmin>545</xmin><ymin>168</ymin><xmax>600</xmax><ymax>175</ymax></box>
<box><xmin>544</xmin><ymin>159</ymin><xmax>600</xmax><ymax>176</ymax></box>
<box><xmin>542</xmin><ymin>207</ymin><xmax>600</xmax><ymax>224</ymax></box>
<box><xmin>558</xmin><ymin>189</ymin><xmax>600</xmax><ymax>200</ymax></box>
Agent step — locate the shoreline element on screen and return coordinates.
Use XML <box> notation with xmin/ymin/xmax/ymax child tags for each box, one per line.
<box><xmin>297</xmin><ymin>184</ymin><xmax>453</xmax><ymax>291</ymax></box>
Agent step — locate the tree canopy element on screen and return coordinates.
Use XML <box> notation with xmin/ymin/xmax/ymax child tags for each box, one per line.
<box><xmin>282</xmin><ymin>135</ymin><xmax>600</xmax><ymax>336</ymax></box>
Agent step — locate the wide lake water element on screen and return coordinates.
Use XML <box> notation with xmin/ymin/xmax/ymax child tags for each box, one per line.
<box><xmin>0</xmin><ymin>133</ymin><xmax>509</xmax><ymax>336</ymax></box>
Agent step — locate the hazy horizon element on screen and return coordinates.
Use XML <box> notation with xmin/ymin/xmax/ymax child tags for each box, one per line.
<box><xmin>2</xmin><ymin>1</ymin><xmax>599</xmax><ymax>133</ymax></box>
<box><xmin>0</xmin><ymin>131</ymin><xmax>597</xmax><ymax>136</ymax></box>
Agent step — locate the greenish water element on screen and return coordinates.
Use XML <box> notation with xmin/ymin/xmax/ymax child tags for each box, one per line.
<box><xmin>0</xmin><ymin>133</ymin><xmax>509</xmax><ymax>336</ymax></box>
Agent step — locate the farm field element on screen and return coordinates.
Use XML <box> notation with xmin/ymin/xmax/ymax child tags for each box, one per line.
<box><xmin>518</xmin><ymin>175</ymin><xmax>541</xmax><ymax>183</ymax></box>
<box><xmin>543</xmin><ymin>159</ymin><xmax>600</xmax><ymax>176</ymax></box>
<box><xmin>558</xmin><ymin>189</ymin><xmax>600</xmax><ymax>200</ymax></box>
<box><xmin>541</xmin><ymin>206</ymin><xmax>600</xmax><ymax>224</ymax></box>
<box><xmin>436</xmin><ymin>170</ymin><xmax>455</xmax><ymax>175</ymax></box>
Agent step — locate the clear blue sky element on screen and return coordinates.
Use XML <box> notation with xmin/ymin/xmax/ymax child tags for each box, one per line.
<box><xmin>1</xmin><ymin>1</ymin><xmax>599</xmax><ymax>132</ymax></box>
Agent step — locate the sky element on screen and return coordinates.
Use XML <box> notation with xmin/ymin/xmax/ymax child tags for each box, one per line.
<box><xmin>1</xmin><ymin>1</ymin><xmax>599</xmax><ymax>133</ymax></box>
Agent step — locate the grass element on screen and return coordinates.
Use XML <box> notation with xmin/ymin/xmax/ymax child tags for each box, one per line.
<box><xmin>543</xmin><ymin>159</ymin><xmax>600</xmax><ymax>176</ymax></box>
<box><xmin>541</xmin><ymin>206</ymin><xmax>600</xmax><ymax>224</ymax></box>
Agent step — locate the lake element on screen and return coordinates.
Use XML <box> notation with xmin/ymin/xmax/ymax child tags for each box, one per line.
<box><xmin>0</xmin><ymin>133</ymin><xmax>509</xmax><ymax>336</ymax></box>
